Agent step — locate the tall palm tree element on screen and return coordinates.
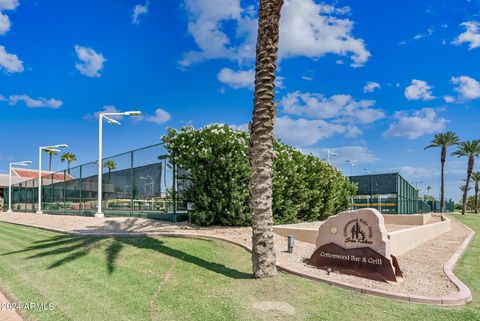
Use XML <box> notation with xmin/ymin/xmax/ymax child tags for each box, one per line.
<box><xmin>425</xmin><ymin>132</ymin><xmax>459</xmax><ymax>212</ymax></box>
<box><xmin>104</xmin><ymin>160</ymin><xmax>117</xmax><ymax>180</ymax></box>
<box><xmin>452</xmin><ymin>140</ymin><xmax>480</xmax><ymax>214</ymax></box>
<box><xmin>471</xmin><ymin>172</ymin><xmax>480</xmax><ymax>214</ymax></box>
<box><xmin>44</xmin><ymin>149</ymin><xmax>59</xmax><ymax>171</ymax></box>
<box><xmin>61</xmin><ymin>152</ymin><xmax>77</xmax><ymax>175</ymax></box>
<box><xmin>248</xmin><ymin>0</ymin><xmax>284</xmax><ymax>278</ymax></box>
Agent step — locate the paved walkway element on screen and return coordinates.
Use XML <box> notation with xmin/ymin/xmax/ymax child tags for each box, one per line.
<box><xmin>0</xmin><ymin>290</ymin><xmax>23</xmax><ymax>321</ymax></box>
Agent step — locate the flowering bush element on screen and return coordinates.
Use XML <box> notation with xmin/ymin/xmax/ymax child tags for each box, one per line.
<box><xmin>162</xmin><ymin>124</ymin><xmax>356</xmax><ymax>226</ymax></box>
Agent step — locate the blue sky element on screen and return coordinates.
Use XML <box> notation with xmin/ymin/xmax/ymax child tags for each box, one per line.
<box><xmin>1</xmin><ymin>0</ymin><xmax>480</xmax><ymax>202</ymax></box>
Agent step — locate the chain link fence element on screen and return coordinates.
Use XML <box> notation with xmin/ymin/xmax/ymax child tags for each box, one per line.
<box><xmin>5</xmin><ymin>143</ymin><xmax>189</xmax><ymax>221</ymax></box>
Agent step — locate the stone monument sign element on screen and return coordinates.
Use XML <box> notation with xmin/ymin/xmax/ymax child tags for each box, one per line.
<box><xmin>308</xmin><ymin>208</ymin><xmax>402</xmax><ymax>282</ymax></box>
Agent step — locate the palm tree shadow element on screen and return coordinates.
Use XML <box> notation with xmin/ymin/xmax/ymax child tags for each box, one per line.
<box><xmin>2</xmin><ymin>224</ymin><xmax>252</xmax><ymax>279</ymax></box>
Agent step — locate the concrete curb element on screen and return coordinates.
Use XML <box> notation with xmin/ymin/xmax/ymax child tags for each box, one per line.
<box><xmin>0</xmin><ymin>217</ymin><xmax>475</xmax><ymax>306</ymax></box>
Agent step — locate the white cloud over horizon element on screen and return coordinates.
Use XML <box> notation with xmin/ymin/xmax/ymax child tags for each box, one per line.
<box><xmin>383</xmin><ymin>108</ymin><xmax>447</xmax><ymax>140</ymax></box>
<box><xmin>74</xmin><ymin>45</ymin><xmax>106</xmax><ymax>78</ymax></box>
<box><xmin>280</xmin><ymin>91</ymin><xmax>385</xmax><ymax>125</ymax></box>
<box><xmin>304</xmin><ymin>145</ymin><xmax>380</xmax><ymax>164</ymax></box>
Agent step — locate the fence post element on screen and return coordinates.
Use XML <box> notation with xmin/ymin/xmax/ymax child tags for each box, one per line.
<box><xmin>63</xmin><ymin>170</ymin><xmax>66</xmax><ymax>215</ymax></box>
<box><xmin>172</xmin><ymin>153</ymin><xmax>176</xmax><ymax>222</ymax></box>
<box><xmin>79</xmin><ymin>165</ymin><xmax>83</xmax><ymax>214</ymax></box>
<box><xmin>131</xmin><ymin>151</ymin><xmax>134</xmax><ymax>216</ymax></box>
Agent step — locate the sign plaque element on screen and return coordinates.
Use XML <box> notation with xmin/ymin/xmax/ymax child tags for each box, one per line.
<box><xmin>308</xmin><ymin>208</ymin><xmax>402</xmax><ymax>282</ymax></box>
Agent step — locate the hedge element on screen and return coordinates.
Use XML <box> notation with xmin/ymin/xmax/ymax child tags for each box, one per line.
<box><xmin>162</xmin><ymin>124</ymin><xmax>357</xmax><ymax>226</ymax></box>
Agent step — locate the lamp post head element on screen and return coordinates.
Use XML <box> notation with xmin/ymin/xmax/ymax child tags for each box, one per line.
<box><xmin>124</xmin><ymin>111</ymin><xmax>142</xmax><ymax>117</ymax></box>
<box><xmin>53</xmin><ymin>144</ymin><xmax>69</xmax><ymax>149</ymax></box>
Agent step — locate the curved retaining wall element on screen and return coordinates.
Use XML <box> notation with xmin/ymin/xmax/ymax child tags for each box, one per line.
<box><xmin>273</xmin><ymin>214</ymin><xmax>451</xmax><ymax>257</ymax></box>
<box><xmin>389</xmin><ymin>216</ymin><xmax>451</xmax><ymax>256</ymax></box>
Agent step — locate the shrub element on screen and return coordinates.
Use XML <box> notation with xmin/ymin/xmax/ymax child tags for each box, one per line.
<box><xmin>162</xmin><ymin>125</ymin><xmax>357</xmax><ymax>226</ymax></box>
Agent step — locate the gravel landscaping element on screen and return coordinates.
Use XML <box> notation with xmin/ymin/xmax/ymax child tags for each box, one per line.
<box><xmin>0</xmin><ymin>212</ymin><xmax>471</xmax><ymax>298</ymax></box>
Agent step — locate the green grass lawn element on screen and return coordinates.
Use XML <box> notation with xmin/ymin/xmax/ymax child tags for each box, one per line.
<box><xmin>0</xmin><ymin>215</ymin><xmax>479</xmax><ymax>321</ymax></box>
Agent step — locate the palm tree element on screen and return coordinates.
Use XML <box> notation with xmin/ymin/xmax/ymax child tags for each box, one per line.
<box><xmin>248</xmin><ymin>0</ymin><xmax>284</xmax><ymax>278</ymax></box>
<box><xmin>61</xmin><ymin>152</ymin><xmax>77</xmax><ymax>175</ymax></box>
<box><xmin>104</xmin><ymin>160</ymin><xmax>117</xmax><ymax>180</ymax></box>
<box><xmin>425</xmin><ymin>132</ymin><xmax>459</xmax><ymax>212</ymax></box>
<box><xmin>452</xmin><ymin>140</ymin><xmax>480</xmax><ymax>214</ymax></box>
<box><xmin>44</xmin><ymin>149</ymin><xmax>59</xmax><ymax>171</ymax></box>
<box><xmin>471</xmin><ymin>172</ymin><xmax>480</xmax><ymax>214</ymax></box>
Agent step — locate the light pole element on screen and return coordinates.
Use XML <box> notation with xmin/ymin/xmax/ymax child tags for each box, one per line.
<box><xmin>345</xmin><ymin>160</ymin><xmax>357</xmax><ymax>176</ymax></box>
<box><xmin>327</xmin><ymin>150</ymin><xmax>337</xmax><ymax>165</ymax></box>
<box><xmin>7</xmin><ymin>160</ymin><xmax>32</xmax><ymax>213</ymax></box>
<box><xmin>37</xmin><ymin>144</ymin><xmax>68</xmax><ymax>214</ymax></box>
<box><xmin>96</xmin><ymin>110</ymin><xmax>142</xmax><ymax>218</ymax></box>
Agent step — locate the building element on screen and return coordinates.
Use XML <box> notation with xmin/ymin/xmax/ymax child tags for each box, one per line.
<box><xmin>348</xmin><ymin>173</ymin><xmax>433</xmax><ymax>214</ymax></box>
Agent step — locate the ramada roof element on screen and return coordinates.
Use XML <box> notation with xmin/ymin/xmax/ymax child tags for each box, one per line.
<box><xmin>11</xmin><ymin>168</ymin><xmax>74</xmax><ymax>181</ymax></box>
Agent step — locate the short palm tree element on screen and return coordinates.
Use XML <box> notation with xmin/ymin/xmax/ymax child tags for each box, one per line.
<box><xmin>452</xmin><ymin>140</ymin><xmax>480</xmax><ymax>214</ymax></box>
<box><xmin>61</xmin><ymin>152</ymin><xmax>77</xmax><ymax>175</ymax></box>
<box><xmin>425</xmin><ymin>131</ymin><xmax>459</xmax><ymax>212</ymax></box>
<box><xmin>471</xmin><ymin>172</ymin><xmax>480</xmax><ymax>214</ymax></box>
<box><xmin>44</xmin><ymin>149</ymin><xmax>59</xmax><ymax>171</ymax></box>
<box><xmin>248</xmin><ymin>0</ymin><xmax>284</xmax><ymax>278</ymax></box>
<box><xmin>104</xmin><ymin>160</ymin><xmax>117</xmax><ymax>180</ymax></box>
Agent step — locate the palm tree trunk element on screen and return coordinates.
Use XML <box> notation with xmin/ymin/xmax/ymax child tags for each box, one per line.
<box><xmin>67</xmin><ymin>160</ymin><xmax>71</xmax><ymax>175</ymax></box>
<box><xmin>440</xmin><ymin>147</ymin><xmax>446</xmax><ymax>213</ymax></box>
<box><xmin>49</xmin><ymin>154</ymin><xmax>52</xmax><ymax>171</ymax></box>
<box><xmin>462</xmin><ymin>156</ymin><xmax>474</xmax><ymax>215</ymax></box>
<box><xmin>475</xmin><ymin>182</ymin><xmax>479</xmax><ymax>214</ymax></box>
<box><xmin>249</xmin><ymin>0</ymin><xmax>283</xmax><ymax>278</ymax></box>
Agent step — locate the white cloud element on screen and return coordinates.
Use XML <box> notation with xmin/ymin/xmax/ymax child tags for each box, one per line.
<box><xmin>450</xmin><ymin>75</ymin><xmax>480</xmax><ymax>100</ymax></box>
<box><xmin>452</xmin><ymin>21</ymin><xmax>480</xmax><ymax>49</ymax></box>
<box><xmin>0</xmin><ymin>0</ymin><xmax>19</xmax><ymax>35</ymax></box>
<box><xmin>132</xmin><ymin>3</ymin><xmax>148</xmax><ymax>25</ymax></box>
<box><xmin>146</xmin><ymin>108</ymin><xmax>171</xmax><ymax>124</ymax></box>
<box><xmin>7</xmin><ymin>94</ymin><xmax>63</xmax><ymax>108</ymax></box>
<box><xmin>363</xmin><ymin>81</ymin><xmax>381</xmax><ymax>93</ymax></box>
<box><xmin>304</xmin><ymin>146</ymin><xmax>379</xmax><ymax>164</ymax></box>
<box><xmin>274</xmin><ymin>116</ymin><xmax>346</xmax><ymax>146</ymax></box>
<box><xmin>413</xmin><ymin>27</ymin><xmax>434</xmax><ymax>40</ymax></box>
<box><xmin>404</xmin><ymin>79</ymin><xmax>435</xmax><ymax>101</ymax></box>
<box><xmin>0</xmin><ymin>12</ymin><xmax>10</xmax><ymax>35</ymax></box>
<box><xmin>84</xmin><ymin>105</ymin><xmax>122</xmax><ymax>120</ymax></box>
<box><xmin>278</xmin><ymin>0</ymin><xmax>370</xmax><ymax>67</ymax></box>
<box><xmin>280</xmin><ymin>91</ymin><xmax>385</xmax><ymax>124</ymax></box>
<box><xmin>74</xmin><ymin>45</ymin><xmax>106</xmax><ymax>78</ymax></box>
<box><xmin>0</xmin><ymin>0</ymin><xmax>19</xmax><ymax>10</ymax></box>
<box><xmin>180</xmin><ymin>0</ymin><xmax>370</xmax><ymax>68</ymax></box>
<box><xmin>301</xmin><ymin>75</ymin><xmax>313</xmax><ymax>81</ymax></box>
<box><xmin>217</xmin><ymin>68</ymin><xmax>254</xmax><ymax>89</ymax></box>
<box><xmin>383</xmin><ymin>108</ymin><xmax>447</xmax><ymax>140</ymax></box>
<box><xmin>0</xmin><ymin>45</ymin><xmax>23</xmax><ymax>73</ymax></box>
<box><xmin>444</xmin><ymin>95</ymin><xmax>455</xmax><ymax>103</ymax></box>
<box><xmin>396</xmin><ymin>166</ymin><xmax>433</xmax><ymax>178</ymax></box>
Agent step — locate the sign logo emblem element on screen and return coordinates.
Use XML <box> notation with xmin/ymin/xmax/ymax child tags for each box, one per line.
<box><xmin>344</xmin><ymin>218</ymin><xmax>373</xmax><ymax>244</ymax></box>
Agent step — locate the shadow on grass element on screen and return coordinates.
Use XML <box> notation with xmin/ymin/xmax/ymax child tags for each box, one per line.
<box><xmin>1</xmin><ymin>223</ymin><xmax>252</xmax><ymax>280</ymax></box>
